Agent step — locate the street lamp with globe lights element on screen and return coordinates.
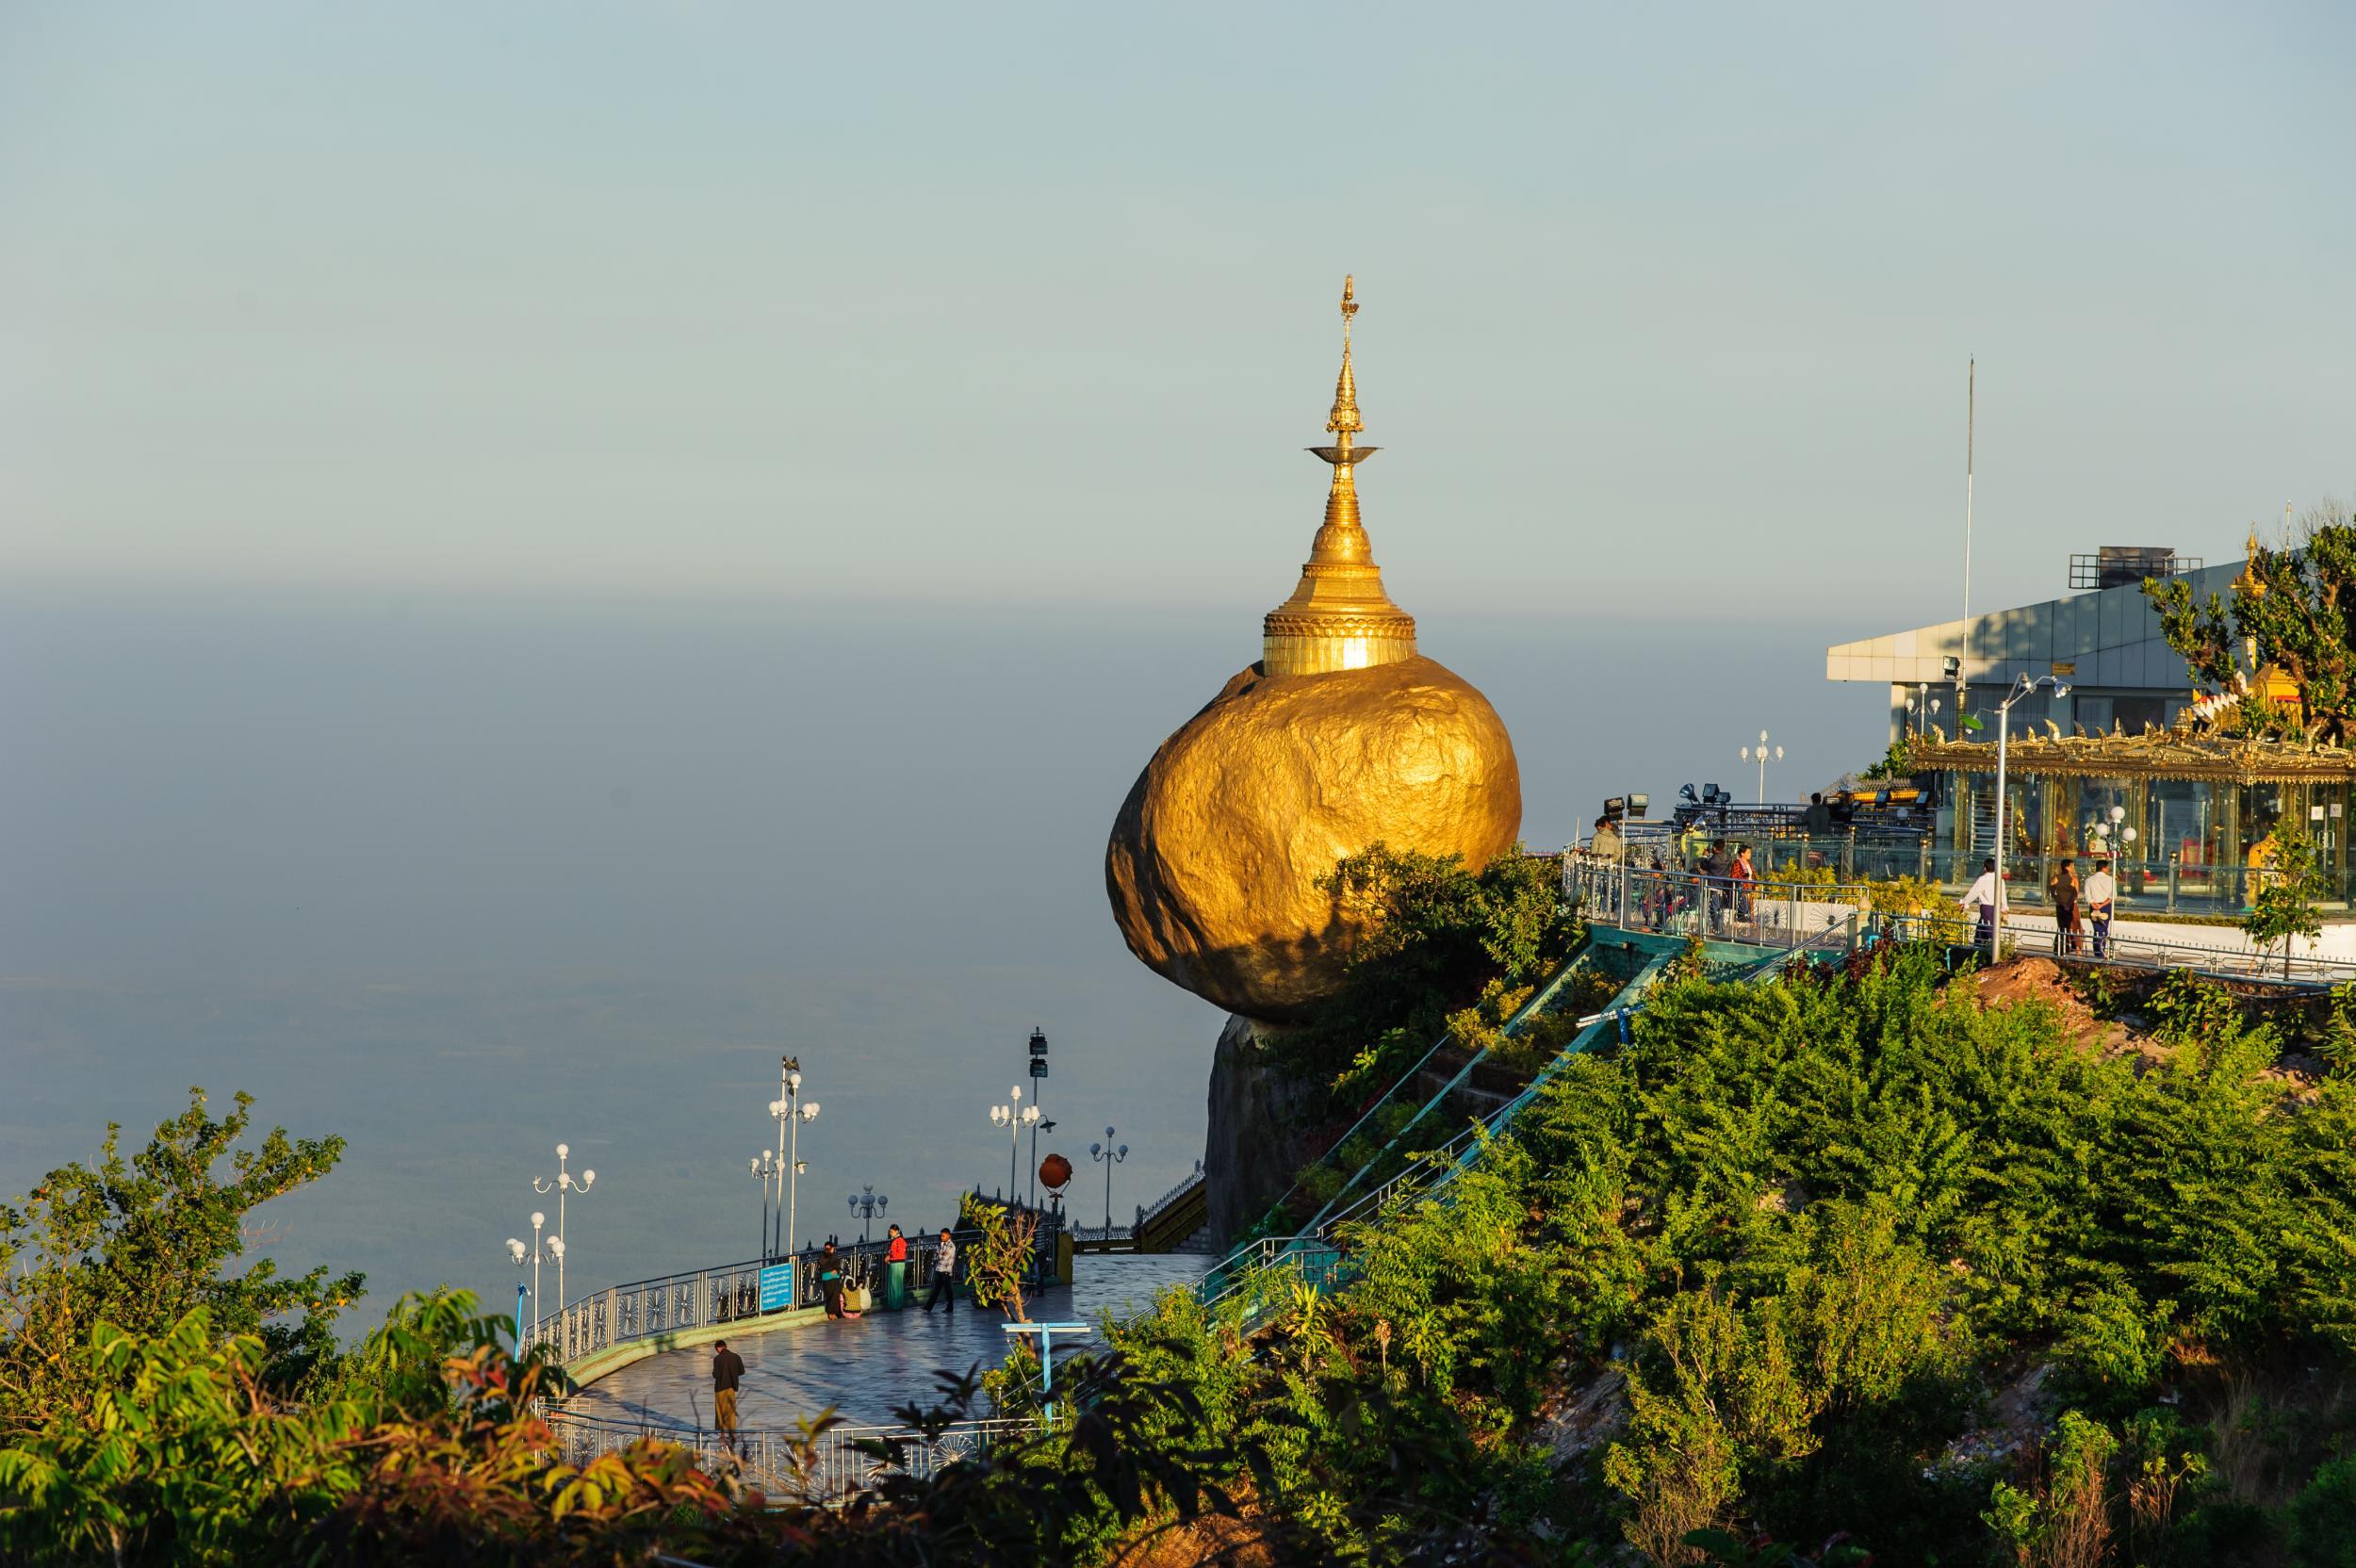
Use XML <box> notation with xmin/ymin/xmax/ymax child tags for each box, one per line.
<box><xmin>530</xmin><ymin>1144</ymin><xmax>595</xmax><ymax>1322</ymax></box>
<box><xmin>1088</xmin><ymin>1129</ymin><xmax>1129</xmax><ymax>1231</ymax></box>
<box><xmin>748</xmin><ymin>1152</ymin><xmax>777</xmax><ymax>1263</ymax></box>
<box><xmin>989</xmin><ymin>1087</ymin><xmax>1037</xmax><ymax>1201</ymax></box>
<box><xmin>1992</xmin><ymin>672</ymin><xmax>2072</xmax><ymax>959</ymax></box>
<box><xmin>775</xmin><ymin>1057</ymin><xmax>819</xmax><ymax>1256</ymax></box>
<box><xmin>1741</xmin><ymin>730</ymin><xmax>1785</xmax><ymax>804</ymax></box>
<box><xmin>506</xmin><ymin>1211</ymin><xmax>562</xmax><ymax>1348</ymax></box>
<box><xmin>848</xmin><ymin>1184</ymin><xmax>889</xmax><ymax>1243</ymax></box>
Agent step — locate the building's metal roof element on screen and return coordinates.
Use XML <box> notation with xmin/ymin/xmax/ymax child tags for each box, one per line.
<box><xmin>1825</xmin><ymin>559</ymin><xmax>2242</xmax><ymax>691</ymax></box>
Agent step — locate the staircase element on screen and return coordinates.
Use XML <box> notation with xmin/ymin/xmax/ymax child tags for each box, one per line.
<box><xmin>1968</xmin><ymin>791</ymin><xmax>1998</xmax><ymax>858</ymax></box>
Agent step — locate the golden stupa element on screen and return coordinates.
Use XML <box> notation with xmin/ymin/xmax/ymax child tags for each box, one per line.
<box><xmin>1105</xmin><ymin>278</ymin><xmax>1523</xmax><ymax>1024</ymax></box>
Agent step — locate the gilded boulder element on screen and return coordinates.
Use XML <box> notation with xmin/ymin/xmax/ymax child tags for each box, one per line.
<box><xmin>1104</xmin><ymin>655</ymin><xmax>1521</xmax><ymax>1023</ymax></box>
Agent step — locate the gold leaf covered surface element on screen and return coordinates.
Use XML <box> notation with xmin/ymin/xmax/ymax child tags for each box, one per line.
<box><xmin>1105</xmin><ymin>655</ymin><xmax>1522</xmax><ymax>1023</ymax></box>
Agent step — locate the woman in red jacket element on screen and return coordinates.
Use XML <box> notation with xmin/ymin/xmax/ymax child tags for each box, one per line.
<box><xmin>884</xmin><ymin>1223</ymin><xmax>909</xmax><ymax>1311</ymax></box>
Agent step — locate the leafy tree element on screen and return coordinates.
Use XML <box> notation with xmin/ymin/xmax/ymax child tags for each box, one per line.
<box><xmin>2243</xmin><ymin>825</ymin><xmax>2331</xmax><ymax>975</ymax></box>
<box><xmin>1857</xmin><ymin>741</ymin><xmax>1909</xmax><ymax>781</ymax></box>
<box><xmin>2145</xmin><ymin>499</ymin><xmax>2356</xmax><ymax>738</ymax></box>
<box><xmin>1287</xmin><ymin>842</ymin><xmax>1578</xmax><ymax>1090</ymax></box>
<box><xmin>0</xmin><ymin>1087</ymin><xmax>362</xmax><ymax>1434</ymax></box>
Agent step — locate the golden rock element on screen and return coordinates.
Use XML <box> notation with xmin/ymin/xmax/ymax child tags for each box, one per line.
<box><xmin>1104</xmin><ymin>278</ymin><xmax>1523</xmax><ymax>1023</ymax></box>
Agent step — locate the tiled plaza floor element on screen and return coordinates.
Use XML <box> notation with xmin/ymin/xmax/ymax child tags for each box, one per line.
<box><xmin>562</xmin><ymin>1253</ymin><xmax>1214</xmax><ymax>1431</ymax></box>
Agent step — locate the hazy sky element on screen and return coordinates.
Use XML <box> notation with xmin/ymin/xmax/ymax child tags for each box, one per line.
<box><xmin>7</xmin><ymin>3</ymin><xmax>2352</xmax><ymax>628</ymax></box>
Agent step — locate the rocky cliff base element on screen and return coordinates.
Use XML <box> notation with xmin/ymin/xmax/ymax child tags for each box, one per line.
<box><xmin>1202</xmin><ymin>1013</ymin><xmax>1324</xmax><ymax>1245</ymax></box>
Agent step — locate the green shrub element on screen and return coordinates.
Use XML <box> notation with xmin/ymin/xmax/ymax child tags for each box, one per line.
<box><xmin>2287</xmin><ymin>1456</ymin><xmax>2356</xmax><ymax>1567</ymax></box>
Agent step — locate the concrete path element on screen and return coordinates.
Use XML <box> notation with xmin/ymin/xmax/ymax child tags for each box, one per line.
<box><xmin>562</xmin><ymin>1254</ymin><xmax>1214</xmax><ymax>1431</ymax></box>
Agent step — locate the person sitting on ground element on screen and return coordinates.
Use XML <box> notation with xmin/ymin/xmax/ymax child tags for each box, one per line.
<box><xmin>711</xmin><ymin>1338</ymin><xmax>745</xmax><ymax>1435</ymax></box>
<box><xmin>819</xmin><ymin>1240</ymin><xmax>844</xmax><ymax>1319</ymax></box>
<box><xmin>1963</xmin><ymin>856</ymin><xmax>2004</xmax><ymax>948</ymax></box>
<box><xmin>923</xmin><ymin>1227</ymin><xmax>958</xmax><ymax>1315</ymax></box>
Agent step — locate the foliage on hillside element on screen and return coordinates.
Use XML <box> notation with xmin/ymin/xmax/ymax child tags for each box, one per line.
<box><xmin>1281</xmin><ymin>842</ymin><xmax>1579</xmax><ymax>1100</ymax></box>
<box><xmin>0</xmin><ymin>1089</ymin><xmax>362</xmax><ymax>1436</ymax></box>
<box><xmin>12</xmin><ymin>953</ymin><xmax>2356</xmax><ymax>1563</ymax></box>
<box><xmin>1080</xmin><ymin>948</ymin><xmax>2356</xmax><ymax>1562</ymax></box>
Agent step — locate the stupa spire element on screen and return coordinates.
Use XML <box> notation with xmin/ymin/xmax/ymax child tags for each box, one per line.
<box><xmin>1262</xmin><ymin>275</ymin><xmax>1418</xmax><ymax>677</ymax></box>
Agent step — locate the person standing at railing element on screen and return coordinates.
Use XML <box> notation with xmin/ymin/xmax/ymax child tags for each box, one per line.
<box><xmin>1728</xmin><ymin>843</ymin><xmax>1758</xmax><ymax>934</ymax></box>
<box><xmin>2050</xmin><ymin>858</ymin><xmax>2083</xmax><ymax>956</ymax></box>
<box><xmin>2085</xmin><ymin>858</ymin><xmax>2116</xmax><ymax>958</ymax></box>
<box><xmin>1589</xmin><ymin>815</ymin><xmax>1622</xmax><ymax>863</ymax></box>
<box><xmin>1963</xmin><ymin>857</ymin><xmax>2004</xmax><ymax>951</ymax></box>
<box><xmin>922</xmin><ymin>1228</ymin><xmax>957</xmax><ymax>1315</ymax></box>
<box><xmin>711</xmin><ymin>1339</ymin><xmax>745</xmax><ymax>1437</ymax></box>
<box><xmin>883</xmin><ymin>1223</ymin><xmax>909</xmax><ymax>1311</ymax></box>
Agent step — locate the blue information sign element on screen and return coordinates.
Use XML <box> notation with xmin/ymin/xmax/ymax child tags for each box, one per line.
<box><xmin>758</xmin><ymin>1264</ymin><xmax>794</xmax><ymax>1314</ymax></box>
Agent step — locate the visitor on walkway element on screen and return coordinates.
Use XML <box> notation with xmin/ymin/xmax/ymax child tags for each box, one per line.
<box><xmin>819</xmin><ymin>1241</ymin><xmax>845</xmax><ymax>1319</ymax></box>
<box><xmin>2050</xmin><ymin>859</ymin><xmax>2082</xmax><ymax>956</ymax></box>
<box><xmin>1963</xmin><ymin>858</ymin><xmax>2004</xmax><ymax>949</ymax></box>
<box><xmin>711</xmin><ymin>1339</ymin><xmax>745</xmax><ymax>1436</ymax></box>
<box><xmin>884</xmin><ymin>1223</ymin><xmax>908</xmax><ymax>1311</ymax></box>
<box><xmin>1728</xmin><ymin>843</ymin><xmax>1758</xmax><ymax>932</ymax></box>
<box><xmin>1590</xmin><ymin>814</ymin><xmax>1623</xmax><ymax>864</ymax></box>
<box><xmin>2085</xmin><ymin>858</ymin><xmax>2117</xmax><ymax>958</ymax></box>
<box><xmin>923</xmin><ymin>1228</ymin><xmax>957</xmax><ymax>1315</ymax></box>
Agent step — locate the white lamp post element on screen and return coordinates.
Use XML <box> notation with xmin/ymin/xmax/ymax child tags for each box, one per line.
<box><xmin>773</xmin><ymin>1057</ymin><xmax>819</xmax><ymax>1257</ymax></box>
<box><xmin>989</xmin><ymin>1086</ymin><xmax>1034</xmax><ymax>1200</ymax></box>
<box><xmin>1740</xmin><ymin>730</ymin><xmax>1785</xmax><ymax>804</ymax></box>
<box><xmin>1993</xmin><ymin>673</ymin><xmax>2071</xmax><ymax>960</ymax></box>
<box><xmin>531</xmin><ymin>1142</ymin><xmax>596</xmax><ymax>1324</ymax></box>
<box><xmin>506</xmin><ymin>1211</ymin><xmax>561</xmax><ymax>1348</ymax></box>
<box><xmin>1088</xmin><ymin>1129</ymin><xmax>1129</xmax><ymax>1232</ymax></box>
<box><xmin>748</xmin><ymin>1151</ymin><xmax>777</xmax><ymax>1263</ymax></box>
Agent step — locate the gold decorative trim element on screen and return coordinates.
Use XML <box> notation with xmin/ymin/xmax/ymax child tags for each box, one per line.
<box><xmin>1907</xmin><ymin>730</ymin><xmax>2356</xmax><ymax>784</ymax></box>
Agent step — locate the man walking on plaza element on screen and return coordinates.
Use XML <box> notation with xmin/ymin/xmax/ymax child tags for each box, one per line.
<box><xmin>2085</xmin><ymin>858</ymin><xmax>2117</xmax><ymax>958</ymax></box>
<box><xmin>923</xmin><ymin>1227</ymin><xmax>957</xmax><ymax>1315</ymax></box>
<box><xmin>1963</xmin><ymin>857</ymin><xmax>2004</xmax><ymax>950</ymax></box>
<box><xmin>711</xmin><ymin>1339</ymin><xmax>745</xmax><ymax>1438</ymax></box>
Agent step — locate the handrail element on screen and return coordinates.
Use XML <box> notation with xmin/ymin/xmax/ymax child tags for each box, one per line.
<box><xmin>525</xmin><ymin>1217</ymin><xmax>1063</xmax><ymax>1369</ymax></box>
<box><xmin>1137</xmin><ymin>1167</ymin><xmax>1205</xmax><ymax>1227</ymax></box>
<box><xmin>541</xmin><ymin>1405</ymin><xmax>1034</xmax><ymax>1504</ymax></box>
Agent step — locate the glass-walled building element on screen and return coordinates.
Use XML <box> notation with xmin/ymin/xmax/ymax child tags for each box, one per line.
<box><xmin>1906</xmin><ymin>732</ymin><xmax>2355</xmax><ymax>913</ymax></box>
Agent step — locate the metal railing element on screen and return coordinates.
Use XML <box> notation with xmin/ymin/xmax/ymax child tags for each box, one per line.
<box><xmin>1902</xmin><ymin>910</ymin><xmax>2356</xmax><ymax>988</ymax></box>
<box><xmin>526</xmin><ymin>1217</ymin><xmax>1062</xmax><ymax>1368</ymax></box>
<box><xmin>539</xmin><ymin>1405</ymin><xmax>1030</xmax><ymax>1505</ymax></box>
<box><xmin>1568</xmin><ymin>858</ymin><xmax>1890</xmax><ymax>951</ymax></box>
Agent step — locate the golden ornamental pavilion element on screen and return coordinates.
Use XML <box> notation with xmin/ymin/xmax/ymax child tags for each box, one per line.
<box><xmin>1834</xmin><ymin>540</ymin><xmax>2356</xmax><ymax>906</ymax></box>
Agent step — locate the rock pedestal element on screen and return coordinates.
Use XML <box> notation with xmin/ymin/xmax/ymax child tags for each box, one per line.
<box><xmin>1202</xmin><ymin>1013</ymin><xmax>1325</xmax><ymax>1244</ymax></box>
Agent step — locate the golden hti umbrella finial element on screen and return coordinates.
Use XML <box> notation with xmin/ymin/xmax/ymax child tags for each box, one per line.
<box><xmin>1262</xmin><ymin>275</ymin><xmax>1417</xmax><ymax>677</ymax></box>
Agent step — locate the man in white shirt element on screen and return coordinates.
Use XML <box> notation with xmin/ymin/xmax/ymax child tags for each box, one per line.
<box><xmin>1962</xmin><ymin>856</ymin><xmax>2004</xmax><ymax>951</ymax></box>
<box><xmin>2084</xmin><ymin>858</ymin><xmax>2117</xmax><ymax>958</ymax></box>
